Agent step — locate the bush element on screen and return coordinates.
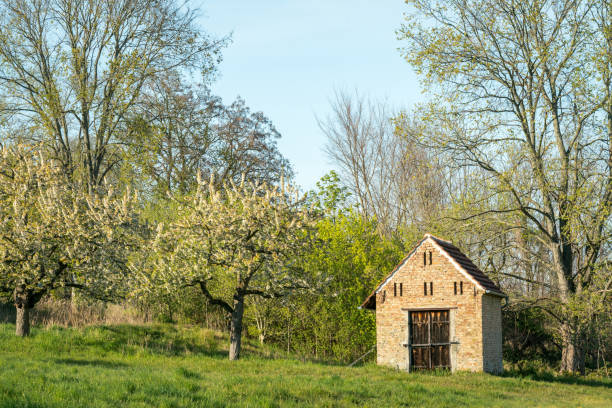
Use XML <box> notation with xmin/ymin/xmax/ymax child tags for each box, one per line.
<box><xmin>503</xmin><ymin>307</ymin><xmax>559</xmax><ymax>365</ymax></box>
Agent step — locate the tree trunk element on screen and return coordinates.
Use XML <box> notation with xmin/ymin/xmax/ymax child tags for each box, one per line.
<box><xmin>560</xmin><ymin>322</ymin><xmax>585</xmax><ymax>374</ymax></box>
<box><xmin>15</xmin><ymin>305</ymin><xmax>30</xmax><ymax>337</ymax></box>
<box><xmin>255</xmin><ymin>312</ymin><xmax>266</xmax><ymax>345</ymax></box>
<box><xmin>71</xmin><ymin>286</ymin><xmax>78</xmax><ymax>313</ymax></box>
<box><xmin>229</xmin><ymin>295</ymin><xmax>245</xmax><ymax>361</ymax></box>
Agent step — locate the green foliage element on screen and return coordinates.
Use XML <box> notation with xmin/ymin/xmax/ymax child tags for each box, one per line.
<box><xmin>503</xmin><ymin>307</ymin><xmax>559</xmax><ymax>365</ymax></box>
<box><xmin>311</xmin><ymin>170</ymin><xmax>351</xmax><ymax>215</ymax></box>
<box><xmin>295</xmin><ymin>209</ymin><xmax>401</xmax><ymax>361</ymax></box>
<box><xmin>244</xmin><ymin>173</ymin><xmax>406</xmax><ymax>362</ymax></box>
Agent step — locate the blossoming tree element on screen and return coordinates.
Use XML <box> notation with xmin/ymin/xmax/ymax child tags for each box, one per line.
<box><xmin>138</xmin><ymin>175</ymin><xmax>317</xmax><ymax>360</ymax></box>
<box><xmin>0</xmin><ymin>145</ymin><xmax>137</xmax><ymax>336</ymax></box>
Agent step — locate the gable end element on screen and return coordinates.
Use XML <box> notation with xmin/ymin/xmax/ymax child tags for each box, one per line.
<box><xmin>359</xmin><ymin>237</ymin><xmax>427</xmax><ymax>310</ymax></box>
<box><xmin>359</xmin><ymin>234</ymin><xmax>505</xmax><ymax>310</ymax></box>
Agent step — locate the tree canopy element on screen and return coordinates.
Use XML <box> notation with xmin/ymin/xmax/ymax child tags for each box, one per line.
<box><xmin>0</xmin><ymin>144</ymin><xmax>137</xmax><ymax>335</ymax></box>
<box><xmin>398</xmin><ymin>0</ymin><xmax>612</xmax><ymax>372</ymax></box>
<box><xmin>134</xmin><ymin>174</ymin><xmax>317</xmax><ymax>360</ymax></box>
<box><xmin>0</xmin><ymin>0</ymin><xmax>227</xmax><ymax>188</ymax></box>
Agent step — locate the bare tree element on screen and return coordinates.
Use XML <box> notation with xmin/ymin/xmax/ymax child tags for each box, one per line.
<box><xmin>320</xmin><ymin>90</ymin><xmax>446</xmax><ymax>235</ymax></box>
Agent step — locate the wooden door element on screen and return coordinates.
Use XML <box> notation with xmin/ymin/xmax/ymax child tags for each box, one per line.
<box><xmin>409</xmin><ymin>310</ymin><xmax>450</xmax><ymax>370</ymax></box>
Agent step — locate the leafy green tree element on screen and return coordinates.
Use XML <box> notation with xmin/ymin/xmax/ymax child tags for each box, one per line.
<box><xmin>0</xmin><ymin>144</ymin><xmax>137</xmax><ymax>336</ymax></box>
<box><xmin>301</xmin><ymin>210</ymin><xmax>405</xmax><ymax>361</ymax></box>
<box><xmin>256</xmin><ymin>172</ymin><xmax>406</xmax><ymax>362</ymax></box>
<box><xmin>134</xmin><ymin>175</ymin><xmax>317</xmax><ymax>360</ymax></box>
<box><xmin>124</xmin><ymin>74</ymin><xmax>221</xmax><ymax>197</ymax></box>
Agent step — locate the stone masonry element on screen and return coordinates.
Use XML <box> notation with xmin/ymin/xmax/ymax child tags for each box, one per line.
<box><xmin>361</xmin><ymin>234</ymin><xmax>505</xmax><ymax>374</ymax></box>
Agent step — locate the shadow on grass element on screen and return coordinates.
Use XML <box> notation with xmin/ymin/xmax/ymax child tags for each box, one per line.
<box><xmin>238</xmin><ymin>342</ymin><xmax>349</xmax><ymax>366</ymax></box>
<box><xmin>176</xmin><ymin>366</ymin><xmax>202</xmax><ymax>379</ymax></box>
<box><xmin>238</xmin><ymin>337</ymin><xmax>379</xmax><ymax>368</ymax></box>
<box><xmin>502</xmin><ymin>369</ymin><xmax>612</xmax><ymax>388</ymax></box>
<box><xmin>54</xmin><ymin>358</ymin><xmax>128</xmax><ymax>369</ymax></box>
<box><xmin>74</xmin><ymin>324</ymin><xmax>228</xmax><ymax>359</ymax></box>
<box><xmin>0</xmin><ymin>302</ymin><xmax>15</xmax><ymax>324</ymax></box>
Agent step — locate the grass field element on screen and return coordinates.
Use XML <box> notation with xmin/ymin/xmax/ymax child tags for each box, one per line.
<box><xmin>0</xmin><ymin>324</ymin><xmax>610</xmax><ymax>407</ymax></box>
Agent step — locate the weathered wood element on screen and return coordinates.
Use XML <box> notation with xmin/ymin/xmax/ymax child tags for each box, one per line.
<box><xmin>348</xmin><ymin>346</ymin><xmax>376</xmax><ymax>367</ymax></box>
<box><xmin>409</xmin><ymin>310</ymin><xmax>450</xmax><ymax>370</ymax></box>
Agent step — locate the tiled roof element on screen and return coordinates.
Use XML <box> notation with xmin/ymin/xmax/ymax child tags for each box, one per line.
<box><xmin>429</xmin><ymin>236</ymin><xmax>504</xmax><ymax>295</ymax></box>
<box><xmin>359</xmin><ymin>234</ymin><xmax>505</xmax><ymax>310</ymax></box>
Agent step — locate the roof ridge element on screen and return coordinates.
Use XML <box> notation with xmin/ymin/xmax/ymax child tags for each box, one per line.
<box><xmin>428</xmin><ymin>238</ymin><xmax>505</xmax><ymax>296</ymax></box>
<box><xmin>360</xmin><ymin>235</ymin><xmax>506</xmax><ymax>310</ymax></box>
<box><xmin>423</xmin><ymin>233</ymin><xmax>452</xmax><ymax>243</ymax></box>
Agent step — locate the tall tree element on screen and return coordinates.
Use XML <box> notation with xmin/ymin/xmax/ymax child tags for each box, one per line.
<box><xmin>0</xmin><ymin>144</ymin><xmax>137</xmax><ymax>336</ymax></box>
<box><xmin>126</xmin><ymin>73</ymin><xmax>221</xmax><ymax>196</ymax></box>
<box><xmin>320</xmin><ymin>90</ymin><xmax>446</xmax><ymax>236</ymax></box>
<box><xmin>211</xmin><ymin>97</ymin><xmax>293</xmax><ymax>186</ymax></box>
<box><xmin>399</xmin><ymin>0</ymin><xmax>611</xmax><ymax>372</ymax></box>
<box><xmin>292</xmin><ymin>172</ymin><xmax>405</xmax><ymax>361</ymax></box>
<box><xmin>127</xmin><ymin>79</ymin><xmax>293</xmax><ymax>196</ymax></box>
<box><xmin>0</xmin><ymin>0</ymin><xmax>225</xmax><ymax>188</ymax></box>
<box><xmin>134</xmin><ymin>175</ymin><xmax>316</xmax><ymax>360</ymax></box>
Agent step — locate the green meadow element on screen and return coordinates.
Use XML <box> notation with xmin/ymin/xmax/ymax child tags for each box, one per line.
<box><xmin>0</xmin><ymin>324</ymin><xmax>610</xmax><ymax>408</ymax></box>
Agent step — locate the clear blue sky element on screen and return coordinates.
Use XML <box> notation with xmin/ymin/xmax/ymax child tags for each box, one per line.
<box><xmin>200</xmin><ymin>0</ymin><xmax>422</xmax><ymax>191</ymax></box>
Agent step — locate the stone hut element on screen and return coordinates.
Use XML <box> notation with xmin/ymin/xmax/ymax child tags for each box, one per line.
<box><xmin>360</xmin><ymin>234</ymin><xmax>506</xmax><ymax>373</ymax></box>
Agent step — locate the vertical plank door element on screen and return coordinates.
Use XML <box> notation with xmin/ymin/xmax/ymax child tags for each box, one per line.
<box><xmin>410</xmin><ymin>310</ymin><xmax>450</xmax><ymax>370</ymax></box>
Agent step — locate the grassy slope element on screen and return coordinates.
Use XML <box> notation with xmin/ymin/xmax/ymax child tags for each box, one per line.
<box><xmin>0</xmin><ymin>324</ymin><xmax>610</xmax><ymax>408</ymax></box>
